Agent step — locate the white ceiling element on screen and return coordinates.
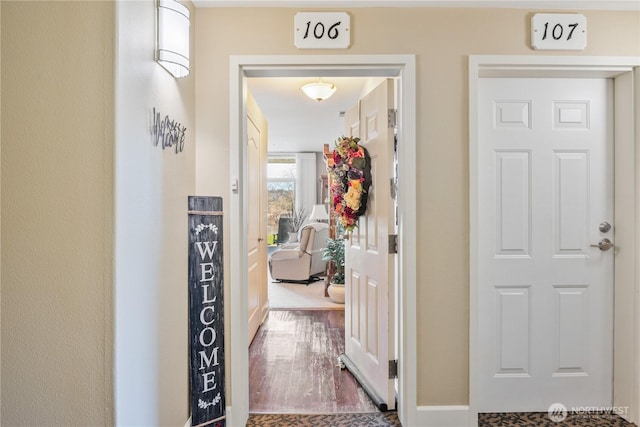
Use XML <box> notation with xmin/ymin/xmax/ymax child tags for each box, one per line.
<box><xmin>193</xmin><ymin>1</ymin><xmax>638</xmax><ymax>10</ymax></box>
<box><xmin>248</xmin><ymin>76</ymin><xmax>376</xmax><ymax>153</ymax></box>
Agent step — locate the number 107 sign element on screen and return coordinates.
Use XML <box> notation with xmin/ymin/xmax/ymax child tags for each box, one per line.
<box><xmin>294</xmin><ymin>12</ymin><xmax>350</xmax><ymax>49</ymax></box>
<box><xmin>531</xmin><ymin>13</ymin><xmax>587</xmax><ymax>50</ymax></box>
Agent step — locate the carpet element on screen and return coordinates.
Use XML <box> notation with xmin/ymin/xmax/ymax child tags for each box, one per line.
<box><xmin>246</xmin><ymin>412</ymin><xmax>401</xmax><ymax>426</ymax></box>
<box><xmin>247</xmin><ymin>411</ymin><xmax>635</xmax><ymax>427</ymax></box>
<box><xmin>268</xmin><ymin>277</ymin><xmax>344</xmax><ymax>310</ymax></box>
<box><xmin>478</xmin><ymin>412</ymin><xmax>636</xmax><ymax>426</ymax></box>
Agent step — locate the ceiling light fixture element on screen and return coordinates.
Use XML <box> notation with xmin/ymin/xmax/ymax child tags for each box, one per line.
<box><xmin>301</xmin><ymin>78</ymin><xmax>336</xmax><ymax>102</ymax></box>
<box><xmin>156</xmin><ymin>0</ymin><xmax>190</xmax><ymax>78</ymax></box>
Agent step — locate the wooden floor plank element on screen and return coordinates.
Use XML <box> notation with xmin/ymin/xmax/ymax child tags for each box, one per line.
<box><xmin>249</xmin><ymin>310</ymin><xmax>378</xmax><ymax>414</ymax></box>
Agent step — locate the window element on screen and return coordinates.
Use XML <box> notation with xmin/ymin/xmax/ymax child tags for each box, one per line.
<box><xmin>267</xmin><ymin>157</ymin><xmax>296</xmax><ymax>244</ymax></box>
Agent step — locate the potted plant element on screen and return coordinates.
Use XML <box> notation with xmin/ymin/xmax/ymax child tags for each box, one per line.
<box><xmin>286</xmin><ymin>206</ymin><xmax>307</xmax><ymax>242</ymax></box>
<box><xmin>322</xmin><ymin>234</ymin><xmax>345</xmax><ymax>303</ymax></box>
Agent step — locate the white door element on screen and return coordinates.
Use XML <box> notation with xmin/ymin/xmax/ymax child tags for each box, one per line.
<box><xmin>478</xmin><ymin>78</ymin><xmax>614</xmax><ymax>412</ymax></box>
<box><xmin>247</xmin><ymin>91</ymin><xmax>268</xmax><ymax>345</ymax></box>
<box><xmin>343</xmin><ymin>79</ymin><xmax>396</xmax><ymax>410</ymax></box>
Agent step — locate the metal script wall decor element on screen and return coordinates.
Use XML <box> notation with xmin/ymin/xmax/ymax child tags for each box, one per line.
<box><xmin>152</xmin><ymin>107</ymin><xmax>186</xmax><ymax>154</ymax></box>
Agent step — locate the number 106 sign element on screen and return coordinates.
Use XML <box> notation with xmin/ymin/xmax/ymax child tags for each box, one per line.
<box><xmin>294</xmin><ymin>12</ymin><xmax>350</xmax><ymax>49</ymax></box>
<box><xmin>531</xmin><ymin>13</ymin><xmax>587</xmax><ymax>50</ymax></box>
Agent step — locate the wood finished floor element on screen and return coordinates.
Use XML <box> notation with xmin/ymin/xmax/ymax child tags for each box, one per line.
<box><xmin>247</xmin><ymin>310</ymin><xmax>634</xmax><ymax>426</ymax></box>
<box><xmin>248</xmin><ymin>309</ymin><xmax>379</xmax><ymax>414</ymax></box>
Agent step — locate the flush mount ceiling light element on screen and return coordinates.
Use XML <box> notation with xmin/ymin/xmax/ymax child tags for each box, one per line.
<box><xmin>156</xmin><ymin>0</ymin><xmax>190</xmax><ymax>78</ymax></box>
<box><xmin>301</xmin><ymin>79</ymin><xmax>337</xmax><ymax>102</ymax></box>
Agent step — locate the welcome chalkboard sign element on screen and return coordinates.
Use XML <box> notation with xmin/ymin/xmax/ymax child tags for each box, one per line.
<box><xmin>188</xmin><ymin>196</ymin><xmax>225</xmax><ymax>427</ymax></box>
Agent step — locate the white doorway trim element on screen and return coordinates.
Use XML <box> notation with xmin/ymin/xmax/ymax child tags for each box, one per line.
<box><xmin>469</xmin><ymin>55</ymin><xmax>640</xmax><ymax>426</ymax></box>
<box><xmin>228</xmin><ymin>55</ymin><xmax>417</xmax><ymax>427</ymax></box>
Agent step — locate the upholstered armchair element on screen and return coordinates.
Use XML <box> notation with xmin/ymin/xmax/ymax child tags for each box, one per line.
<box><xmin>268</xmin><ymin>222</ymin><xmax>329</xmax><ymax>283</ymax></box>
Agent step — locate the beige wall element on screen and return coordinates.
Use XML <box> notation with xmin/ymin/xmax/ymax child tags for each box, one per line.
<box><xmin>195</xmin><ymin>7</ymin><xmax>640</xmax><ymax>406</ymax></box>
<box><xmin>1</xmin><ymin>3</ymin><xmax>634</xmax><ymax>423</ymax></box>
<box><xmin>0</xmin><ymin>3</ymin><xmax>3</xmax><ymax>420</ymax></box>
<box><xmin>1</xmin><ymin>0</ymin><xmax>197</xmax><ymax>424</ymax></box>
<box><xmin>1</xmin><ymin>1</ymin><xmax>115</xmax><ymax>425</ymax></box>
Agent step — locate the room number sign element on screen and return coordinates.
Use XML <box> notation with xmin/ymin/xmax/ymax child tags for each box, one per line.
<box><xmin>531</xmin><ymin>13</ymin><xmax>587</xmax><ymax>50</ymax></box>
<box><xmin>294</xmin><ymin>12</ymin><xmax>350</xmax><ymax>49</ymax></box>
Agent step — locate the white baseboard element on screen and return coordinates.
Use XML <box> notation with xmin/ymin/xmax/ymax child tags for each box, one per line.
<box><xmin>416</xmin><ymin>405</ymin><xmax>471</xmax><ymax>427</ymax></box>
<box><xmin>224</xmin><ymin>406</ymin><xmax>233</xmax><ymax>426</ymax></box>
<box><xmin>184</xmin><ymin>416</ymin><xmax>191</xmax><ymax>427</ymax></box>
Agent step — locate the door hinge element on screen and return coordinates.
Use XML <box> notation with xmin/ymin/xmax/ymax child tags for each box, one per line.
<box><xmin>388</xmin><ymin>109</ymin><xmax>398</xmax><ymax>128</ymax></box>
<box><xmin>390</xmin><ymin>178</ymin><xmax>397</xmax><ymax>200</ymax></box>
<box><xmin>388</xmin><ymin>234</ymin><xmax>398</xmax><ymax>254</ymax></box>
<box><xmin>389</xmin><ymin>359</ymin><xmax>398</xmax><ymax>379</ymax></box>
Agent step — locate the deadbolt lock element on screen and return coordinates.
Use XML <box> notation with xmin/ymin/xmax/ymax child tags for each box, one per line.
<box><xmin>599</xmin><ymin>222</ymin><xmax>612</xmax><ymax>233</ymax></box>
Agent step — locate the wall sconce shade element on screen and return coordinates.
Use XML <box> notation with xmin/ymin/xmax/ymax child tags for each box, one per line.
<box><xmin>301</xmin><ymin>79</ymin><xmax>336</xmax><ymax>102</ymax></box>
<box><xmin>309</xmin><ymin>204</ymin><xmax>329</xmax><ymax>222</ymax></box>
<box><xmin>156</xmin><ymin>0</ymin><xmax>190</xmax><ymax>78</ymax></box>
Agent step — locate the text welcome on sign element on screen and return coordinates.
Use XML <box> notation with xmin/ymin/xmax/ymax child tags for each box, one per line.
<box><xmin>188</xmin><ymin>197</ymin><xmax>225</xmax><ymax>427</ymax></box>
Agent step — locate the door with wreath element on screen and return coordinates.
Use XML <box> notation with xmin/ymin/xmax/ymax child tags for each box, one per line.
<box><xmin>340</xmin><ymin>78</ymin><xmax>396</xmax><ymax>410</ymax></box>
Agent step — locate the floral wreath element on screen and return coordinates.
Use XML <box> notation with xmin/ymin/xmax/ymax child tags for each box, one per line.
<box><xmin>329</xmin><ymin>136</ymin><xmax>372</xmax><ymax>232</ymax></box>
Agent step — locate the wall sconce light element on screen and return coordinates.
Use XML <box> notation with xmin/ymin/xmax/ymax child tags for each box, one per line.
<box><xmin>301</xmin><ymin>78</ymin><xmax>337</xmax><ymax>102</ymax></box>
<box><xmin>156</xmin><ymin>0</ymin><xmax>190</xmax><ymax>78</ymax></box>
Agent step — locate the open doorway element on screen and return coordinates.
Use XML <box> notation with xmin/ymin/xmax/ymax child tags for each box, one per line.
<box><xmin>247</xmin><ymin>75</ymin><xmax>388</xmax><ymax>414</ymax></box>
<box><xmin>228</xmin><ymin>55</ymin><xmax>417</xmax><ymax>427</ymax></box>
<box><xmin>250</xmin><ymin>76</ymin><xmax>377</xmax><ymax>311</ymax></box>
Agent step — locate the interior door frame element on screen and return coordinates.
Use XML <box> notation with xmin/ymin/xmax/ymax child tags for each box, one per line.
<box><xmin>469</xmin><ymin>55</ymin><xmax>640</xmax><ymax>426</ymax></box>
<box><xmin>229</xmin><ymin>55</ymin><xmax>417</xmax><ymax>427</ymax></box>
